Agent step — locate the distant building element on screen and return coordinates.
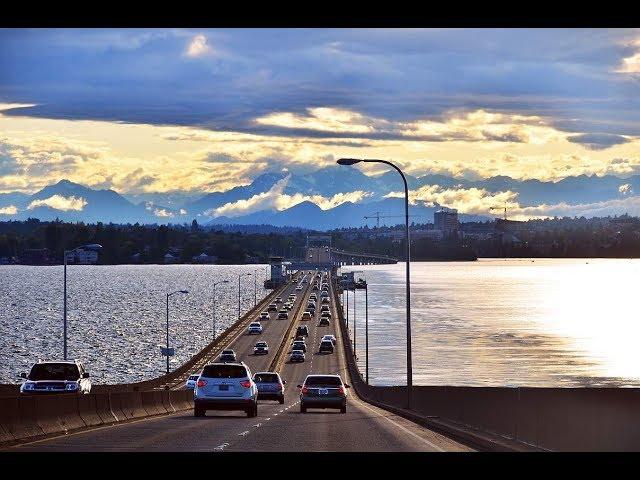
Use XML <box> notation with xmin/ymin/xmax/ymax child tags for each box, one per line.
<box><xmin>20</xmin><ymin>248</ymin><xmax>51</xmax><ymax>265</ymax></box>
<box><xmin>164</xmin><ymin>252</ymin><xmax>179</xmax><ymax>264</ymax></box>
<box><xmin>379</xmin><ymin>228</ymin><xmax>443</xmax><ymax>243</ymax></box>
<box><xmin>65</xmin><ymin>248</ymin><xmax>98</xmax><ymax>265</ymax></box>
<box><xmin>434</xmin><ymin>207</ymin><xmax>459</xmax><ymax>236</ymax></box>
<box><xmin>192</xmin><ymin>252</ymin><xmax>217</xmax><ymax>264</ymax></box>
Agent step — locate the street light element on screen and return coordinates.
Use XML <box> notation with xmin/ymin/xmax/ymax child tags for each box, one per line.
<box><xmin>338</xmin><ymin>157</ymin><xmax>413</xmax><ymax>409</ymax></box>
<box><xmin>212</xmin><ymin>280</ymin><xmax>229</xmax><ymax>340</ymax></box>
<box><xmin>166</xmin><ymin>289</ymin><xmax>189</xmax><ymax>374</ymax></box>
<box><xmin>238</xmin><ymin>272</ymin><xmax>252</xmax><ymax>319</ymax></box>
<box><xmin>63</xmin><ymin>243</ymin><xmax>102</xmax><ymax>360</ymax></box>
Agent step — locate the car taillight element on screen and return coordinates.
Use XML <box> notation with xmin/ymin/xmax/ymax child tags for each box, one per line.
<box><xmin>301</xmin><ymin>386</ymin><xmax>308</xmax><ymax>394</ymax></box>
<box><xmin>240</xmin><ymin>380</ymin><xmax>252</xmax><ymax>388</ymax></box>
<box><xmin>275</xmin><ymin>383</ymin><xmax>282</xmax><ymax>391</ymax></box>
<box><xmin>196</xmin><ymin>379</ymin><xmax>207</xmax><ymax>388</ymax></box>
<box><xmin>337</xmin><ymin>386</ymin><xmax>345</xmax><ymax>395</ymax></box>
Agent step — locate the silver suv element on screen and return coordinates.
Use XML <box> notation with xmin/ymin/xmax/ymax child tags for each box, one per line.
<box><xmin>20</xmin><ymin>360</ymin><xmax>91</xmax><ymax>395</ymax></box>
<box><xmin>194</xmin><ymin>362</ymin><xmax>258</xmax><ymax>417</ymax></box>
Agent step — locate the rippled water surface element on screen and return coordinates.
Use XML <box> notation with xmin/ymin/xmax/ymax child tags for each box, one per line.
<box><xmin>342</xmin><ymin>259</ymin><xmax>640</xmax><ymax>387</ymax></box>
<box><xmin>0</xmin><ymin>265</ymin><xmax>269</xmax><ymax>384</ymax></box>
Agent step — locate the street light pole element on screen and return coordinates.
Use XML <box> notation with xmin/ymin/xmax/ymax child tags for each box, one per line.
<box><xmin>338</xmin><ymin>157</ymin><xmax>412</xmax><ymax>409</ymax></box>
<box><xmin>166</xmin><ymin>289</ymin><xmax>189</xmax><ymax>374</ymax></box>
<box><xmin>212</xmin><ymin>280</ymin><xmax>229</xmax><ymax>341</ymax></box>
<box><xmin>365</xmin><ymin>282</ymin><xmax>369</xmax><ymax>384</ymax></box>
<box><xmin>62</xmin><ymin>243</ymin><xmax>102</xmax><ymax>360</ymax></box>
<box><xmin>353</xmin><ymin>284</ymin><xmax>357</xmax><ymax>357</ymax></box>
<box><xmin>238</xmin><ymin>272</ymin><xmax>252</xmax><ymax>320</ymax></box>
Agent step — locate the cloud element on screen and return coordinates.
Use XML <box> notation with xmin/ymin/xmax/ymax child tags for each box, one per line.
<box><xmin>185</xmin><ymin>34</ymin><xmax>213</xmax><ymax>57</ymax></box>
<box><xmin>616</xmin><ymin>39</ymin><xmax>640</xmax><ymax>73</ymax></box>
<box><xmin>27</xmin><ymin>195</ymin><xmax>87</xmax><ymax>211</ymax></box>
<box><xmin>567</xmin><ymin>133</ymin><xmax>631</xmax><ymax>150</ymax></box>
<box><xmin>207</xmin><ymin>175</ymin><xmax>372</xmax><ymax>218</ymax></box>
<box><xmin>153</xmin><ymin>208</ymin><xmax>174</xmax><ymax>217</ymax></box>
<box><xmin>619</xmin><ymin>183</ymin><xmax>632</xmax><ymax>195</ymax></box>
<box><xmin>0</xmin><ymin>205</ymin><xmax>17</xmax><ymax>215</ymax></box>
<box><xmin>386</xmin><ymin>184</ymin><xmax>520</xmax><ymax>215</ymax></box>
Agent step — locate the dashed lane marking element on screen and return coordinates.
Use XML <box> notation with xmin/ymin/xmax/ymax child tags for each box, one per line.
<box><xmin>214</xmin><ymin>443</ymin><xmax>229</xmax><ymax>451</ymax></box>
<box><xmin>238</xmin><ymin>430</ymin><xmax>250</xmax><ymax>437</ymax></box>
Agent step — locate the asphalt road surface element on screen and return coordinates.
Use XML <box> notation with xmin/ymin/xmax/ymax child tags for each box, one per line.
<box><xmin>7</xmin><ymin>271</ymin><xmax>472</xmax><ymax>452</ymax></box>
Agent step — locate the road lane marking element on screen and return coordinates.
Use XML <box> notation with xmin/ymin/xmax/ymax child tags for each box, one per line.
<box><xmin>238</xmin><ymin>430</ymin><xmax>250</xmax><ymax>436</ymax></box>
<box><xmin>253</xmin><ymin>423</ymin><xmax>262</xmax><ymax>427</ymax></box>
<box><xmin>214</xmin><ymin>443</ymin><xmax>229</xmax><ymax>451</ymax></box>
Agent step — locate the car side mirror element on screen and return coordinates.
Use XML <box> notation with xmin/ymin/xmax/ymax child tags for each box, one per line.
<box><xmin>82</xmin><ymin>372</ymin><xmax>90</xmax><ymax>378</ymax></box>
<box><xmin>296</xmin><ymin>384</ymin><xmax>302</xmax><ymax>389</ymax></box>
<box><xmin>345</xmin><ymin>384</ymin><xmax>351</xmax><ymax>388</ymax></box>
<box><xmin>20</xmin><ymin>372</ymin><xmax>27</xmax><ymax>379</ymax></box>
<box><xmin>283</xmin><ymin>380</ymin><xmax>287</xmax><ymax>385</ymax></box>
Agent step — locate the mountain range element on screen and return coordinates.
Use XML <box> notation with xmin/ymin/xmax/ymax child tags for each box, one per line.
<box><xmin>0</xmin><ymin>167</ymin><xmax>637</xmax><ymax>229</ymax></box>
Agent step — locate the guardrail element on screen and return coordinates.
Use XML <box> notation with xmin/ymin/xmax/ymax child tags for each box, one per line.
<box><xmin>0</xmin><ymin>389</ymin><xmax>194</xmax><ymax>448</ymax></box>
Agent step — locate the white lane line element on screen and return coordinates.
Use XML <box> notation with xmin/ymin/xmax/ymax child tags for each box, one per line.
<box><xmin>265</xmin><ymin>417</ymin><xmax>271</xmax><ymax>421</ymax></box>
<box><xmin>214</xmin><ymin>442</ymin><xmax>229</xmax><ymax>451</ymax></box>
<box><xmin>253</xmin><ymin>423</ymin><xmax>262</xmax><ymax>428</ymax></box>
<box><xmin>238</xmin><ymin>430</ymin><xmax>250</xmax><ymax>436</ymax></box>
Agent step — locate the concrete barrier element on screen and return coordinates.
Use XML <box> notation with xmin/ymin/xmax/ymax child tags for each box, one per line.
<box><xmin>161</xmin><ymin>390</ymin><xmax>175</xmax><ymax>414</ymax></box>
<box><xmin>78</xmin><ymin>394</ymin><xmax>103</xmax><ymax>428</ymax></box>
<box><xmin>142</xmin><ymin>391</ymin><xmax>166</xmax><ymax>416</ymax></box>
<box><xmin>16</xmin><ymin>396</ymin><xmax>44</xmax><ymax>441</ymax></box>
<box><xmin>0</xmin><ymin>397</ymin><xmax>18</xmax><ymax>443</ymax></box>
<box><xmin>56</xmin><ymin>394</ymin><xmax>85</xmax><ymax>433</ymax></box>
<box><xmin>96</xmin><ymin>393</ymin><xmax>118</xmax><ymax>424</ymax></box>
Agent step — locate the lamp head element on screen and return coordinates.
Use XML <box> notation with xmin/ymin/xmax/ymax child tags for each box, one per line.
<box><xmin>337</xmin><ymin>158</ymin><xmax>361</xmax><ymax>166</ymax></box>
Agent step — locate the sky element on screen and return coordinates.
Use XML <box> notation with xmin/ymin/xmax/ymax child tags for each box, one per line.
<box><xmin>1</xmin><ymin>28</ymin><xmax>640</xmax><ymax>219</ymax></box>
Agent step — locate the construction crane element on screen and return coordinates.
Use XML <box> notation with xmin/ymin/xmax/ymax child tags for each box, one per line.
<box><xmin>489</xmin><ymin>206</ymin><xmax>508</xmax><ymax>220</ymax></box>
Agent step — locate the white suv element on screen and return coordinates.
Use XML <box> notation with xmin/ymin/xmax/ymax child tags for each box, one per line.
<box><xmin>194</xmin><ymin>362</ymin><xmax>258</xmax><ymax>417</ymax></box>
<box><xmin>20</xmin><ymin>360</ymin><xmax>91</xmax><ymax>395</ymax></box>
<box><xmin>248</xmin><ymin>322</ymin><xmax>263</xmax><ymax>334</ymax></box>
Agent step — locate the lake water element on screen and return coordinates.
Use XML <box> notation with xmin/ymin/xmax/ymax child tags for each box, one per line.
<box><xmin>2</xmin><ymin>259</ymin><xmax>639</xmax><ymax>387</ymax></box>
<box><xmin>342</xmin><ymin>259</ymin><xmax>640</xmax><ymax>387</ymax></box>
<box><xmin>0</xmin><ymin>264</ymin><xmax>270</xmax><ymax>384</ymax></box>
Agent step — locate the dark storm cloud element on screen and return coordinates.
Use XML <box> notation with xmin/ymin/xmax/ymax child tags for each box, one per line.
<box><xmin>0</xmin><ymin>28</ymin><xmax>639</xmax><ymax>138</ymax></box>
<box><xmin>566</xmin><ymin>133</ymin><xmax>631</xmax><ymax>150</ymax></box>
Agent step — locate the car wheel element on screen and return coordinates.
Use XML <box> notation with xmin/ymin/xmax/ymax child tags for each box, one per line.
<box><xmin>194</xmin><ymin>407</ymin><xmax>205</xmax><ymax>417</ymax></box>
<box><xmin>279</xmin><ymin>396</ymin><xmax>285</xmax><ymax>404</ymax></box>
<box><xmin>300</xmin><ymin>404</ymin><xmax>307</xmax><ymax>413</ymax></box>
<box><xmin>340</xmin><ymin>406</ymin><xmax>347</xmax><ymax>414</ymax></box>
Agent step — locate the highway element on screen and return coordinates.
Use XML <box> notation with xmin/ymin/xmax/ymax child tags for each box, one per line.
<box><xmin>6</xmin><ymin>271</ymin><xmax>472</xmax><ymax>452</ymax></box>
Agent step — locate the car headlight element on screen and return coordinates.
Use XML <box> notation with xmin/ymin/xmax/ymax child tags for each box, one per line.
<box><xmin>22</xmin><ymin>382</ymin><xmax>35</xmax><ymax>391</ymax></box>
<box><xmin>65</xmin><ymin>383</ymin><xmax>79</xmax><ymax>391</ymax></box>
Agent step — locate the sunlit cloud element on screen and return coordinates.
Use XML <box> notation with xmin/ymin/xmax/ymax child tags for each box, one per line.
<box><xmin>616</xmin><ymin>39</ymin><xmax>640</xmax><ymax>73</ymax></box>
<box><xmin>185</xmin><ymin>34</ymin><xmax>213</xmax><ymax>58</ymax></box>
<box><xmin>208</xmin><ymin>175</ymin><xmax>372</xmax><ymax>218</ymax></box>
<box><xmin>27</xmin><ymin>195</ymin><xmax>87</xmax><ymax>211</ymax></box>
<box><xmin>619</xmin><ymin>183</ymin><xmax>632</xmax><ymax>195</ymax></box>
<box><xmin>254</xmin><ymin>107</ymin><xmax>380</xmax><ymax>134</ymax></box>
<box><xmin>0</xmin><ymin>205</ymin><xmax>17</xmax><ymax>215</ymax></box>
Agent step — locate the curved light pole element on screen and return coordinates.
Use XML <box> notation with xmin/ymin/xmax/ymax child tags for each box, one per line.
<box><xmin>238</xmin><ymin>272</ymin><xmax>252</xmax><ymax>320</ymax></box>
<box><xmin>338</xmin><ymin>157</ymin><xmax>413</xmax><ymax>409</ymax></box>
<box><xmin>63</xmin><ymin>243</ymin><xmax>102</xmax><ymax>360</ymax></box>
<box><xmin>212</xmin><ymin>280</ymin><xmax>229</xmax><ymax>340</ymax></box>
<box><xmin>166</xmin><ymin>289</ymin><xmax>189</xmax><ymax>374</ymax></box>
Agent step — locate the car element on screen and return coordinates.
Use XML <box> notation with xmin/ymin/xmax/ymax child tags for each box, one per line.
<box><xmin>253</xmin><ymin>341</ymin><xmax>269</xmax><ymax>355</ymax></box>
<box><xmin>298</xmin><ymin>374</ymin><xmax>350</xmax><ymax>413</ymax></box>
<box><xmin>319</xmin><ymin>317</ymin><xmax>330</xmax><ymax>326</ymax></box>
<box><xmin>248</xmin><ymin>322</ymin><xmax>263</xmax><ymax>334</ymax></box>
<box><xmin>275</xmin><ymin>297</ymin><xmax>283</xmax><ymax>303</ymax></box>
<box><xmin>306</xmin><ymin>302</ymin><xmax>316</xmax><ymax>310</ymax></box>
<box><xmin>219</xmin><ymin>350</ymin><xmax>237</xmax><ymax>362</ymax></box>
<box><xmin>292</xmin><ymin>340</ymin><xmax>307</xmax><ymax>352</ymax></box>
<box><xmin>284</xmin><ymin>303</ymin><xmax>293</xmax><ymax>311</ymax></box>
<box><xmin>301</xmin><ymin>311</ymin><xmax>312</xmax><ymax>321</ymax></box>
<box><xmin>289</xmin><ymin>350</ymin><xmax>305</xmax><ymax>362</ymax></box>
<box><xmin>186</xmin><ymin>374</ymin><xmax>200</xmax><ymax>389</ymax></box>
<box><xmin>322</xmin><ymin>297</ymin><xmax>330</xmax><ymax>304</ymax></box>
<box><xmin>321</xmin><ymin>305</ymin><xmax>330</xmax><ymax>313</ymax></box>
<box><xmin>294</xmin><ymin>334</ymin><xmax>305</xmax><ymax>342</ymax></box>
<box><xmin>253</xmin><ymin>372</ymin><xmax>286</xmax><ymax>404</ymax></box>
<box><xmin>321</xmin><ymin>311</ymin><xmax>332</xmax><ymax>319</ymax></box>
<box><xmin>259</xmin><ymin>311</ymin><xmax>270</xmax><ymax>320</ymax></box>
<box><xmin>313</xmin><ymin>285</ymin><xmax>319</xmax><ymax>291</ymax></box>
<box><xmin>295</xmin><ymin>286</ymin><xmax>303</xmax><ymax>292</ymax></box>
<box><xmin>309</xmin><ymin>293</ymin><xmax>317</xmax><ymax>300</ymax></box>
<box><xmin>296</xmin><ymin>325</ymin><xmax>309</xmax><ymax>337</ymax></box>
<box><xmin>278</xmin><ymin>311</ymin><xmax>288</xmax><ymax>320</ymax></box>
<box><xmin>194</xmin><ymin>362</ymin><xmax>258</xmax><ymax>417</ymax></box>
<box><xmin>20</xmin><ymin>360</ymin><xmax>92</xmax><ymax>395</ymax></box>
<box><xmin>319</xmin><ymin>340</ymin><xmax>334</xmax><ymax>354</ymax></box>
<box><xmin>288</xmin><ymin>295</ymin><xmax>296</xmax><ymax>302</ymax></box>
<box><xmin>321</xmin><ymin>334</ymin><xmax>337</xmax><ymax>345</ymax></box>
<box><xmin>268</xmin><ymin>303</ymin><xmax>278</xmax><ymax>312</ymax></box>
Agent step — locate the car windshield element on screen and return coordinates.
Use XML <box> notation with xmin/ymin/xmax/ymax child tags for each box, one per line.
<box><xmin>29</xmin><ymin>363</ymin><xmax>80</xmax><ymax>381</ymax></box>
<box><xmin>292</xmin><ymin>350</ymin><xmax>303</xmax><ymax>355</ymax></box>
<box><xmin>254</xmin><ymin>373</ymin><xmax>279</xmax><ymax>383</ymax></box>
<box><xmin>256</xmin><ymin>343</ymin><xmax>267</xmax><ymax>347</ymax></box>
<box><xmin>305</xmin><ymin>376</ymin><xmax>342</xmax><ymax>386</ymax></box>
<box><xmin>189</xmin><ymin>375</ymin><xmax>199</xmax><ymax>380</ymax></box>
<box><xmin>222</xmin><ymin>350</ymin><xmax>234</xmax><ymax>355</ymax></box>
<box><xmin>202</xmin><ymin>365</ymin><xmax>247</xmax><ymax>378</ymax></box>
